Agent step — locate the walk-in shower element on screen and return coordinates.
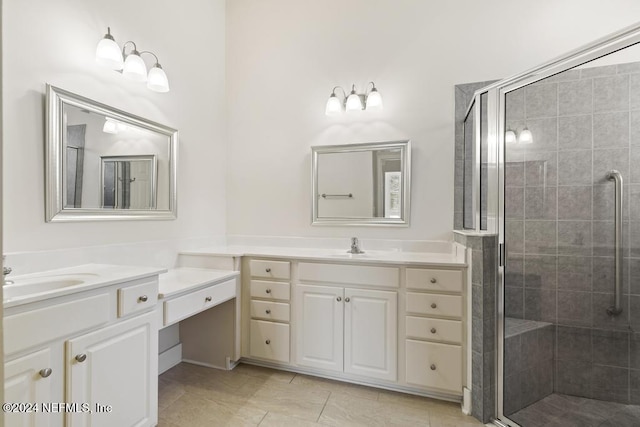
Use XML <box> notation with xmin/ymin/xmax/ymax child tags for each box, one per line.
<box><xmin>456</xmin><ymin>23</ymin><xmax>640</xmax><ymax>426</ymax></box>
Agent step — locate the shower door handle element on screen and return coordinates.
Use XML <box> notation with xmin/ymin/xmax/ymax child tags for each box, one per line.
<box><xmin>607</xmin><ymin>170</ymin><xmax>623</xmax><ymax>316</ymax></box>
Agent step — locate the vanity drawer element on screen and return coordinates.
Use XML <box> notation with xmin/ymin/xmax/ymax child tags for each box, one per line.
<box><xmin>250</xmin><ymin>260</ymin><xmax>291</xmax><ymax>280</ymax></box>
<box><xmin>250</xmin><ymin>280</ymin><xmax>290</xmax><ymax>301</ymax></box>
<box><xmin>406</xmin><ymin>316</ymin><xmax>462</xmax><ymax>344</ymax></box>
<box><xmin>118</xmin><ymin>280</ymin><xmax>158</xmax><ymax>318</ymax></box>
<box><xmin>250</xmin><ymin>300</ymin><xmax>290</xmax><ymax>322</ymax></box>
<box><xmin>5</xmin><ymin>293</ymin><xmax>111</xmax><ymax>356</ymax></box>
<box><xmin>249</xmin><ymin>320</ymin><xmax>290</xmax><ymax>363</ymax></box>
<box><xmin>164</xmin><ymin>279</ymin><xmax>236</xmax><ymax>326</ymax></box>
<box><xmin>406</xmin><ymin>268</ymin><xmax>463</xmax><ymax>293</ymax></box>
<box><xmin>406</xmin><ymin>293</ymin><xmax>462</xmax><ymax>318</ymax></box>
<box><xmin>298</xmin><ymin>263</ymin><xmax>399</xmax><ymax>288</ymax></box>
<box><xmin>405</xmin><ymin>339</ymin><xmax>462</xmax><ymax>394</ymax></box>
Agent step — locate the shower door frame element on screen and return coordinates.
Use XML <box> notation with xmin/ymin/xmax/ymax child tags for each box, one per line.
<box><xmin>479</xmin><ymin>22</ymin><xmax>640</xmax><ymax>427</ymax></box>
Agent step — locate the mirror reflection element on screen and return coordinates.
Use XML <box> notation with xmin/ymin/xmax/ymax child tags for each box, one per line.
<box><xmin>312</xmin><ymin>140</ymin><xmax>411</xmax><ymax>226</ymax></box>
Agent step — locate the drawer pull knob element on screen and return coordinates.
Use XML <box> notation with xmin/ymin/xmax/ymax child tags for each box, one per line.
<box><xmin>266</xmin><ymin>289</ymin><xmax>272</xmax><ymax>294</ymax></box>
<box><xmin>75</xmin><ymin>354</ymin><xmax>87</xmax><ymax>363</ymax></box>
<box><xmin>431</xmin><ymin>328</ymin><xmax>437</xmax><ymax>334</ymax></box>
<box><xmin>430</xmin><ymin>364</ymin><xmax>436</xmax><ymax>371</ymax></box>
<box><xmin>266</xmin><ymin>268</ymin><xmax>272</xmax><ymax>273</ymax></box>
<box><xmin>39</xmin><ymin>368</ymin><xmax>52</xmax><ymax>378</ymax></box>
<box><xmin>138</xmin><ymin>295</ymin><xmax>148</xmax><ymax>303</ymax></box>
<box><xmin>345</xmin><ymin>297</ymin><xmax>351</xmax><ymax>303</ymax></box>
<box><xmin>265</xmin><ymin>339</ymin><xmax>271</xmax><ymax>345</ymax></box>
<box><xmin>205</xmin><ymin>296</ymin><xmax>212</xmax><ymax>302</ymax></box>
<box><xmin>431</xmin><ymin>303</ymin><xmax>437</xmax><ymax>309</ymax></box>
<box><xmin>266</xmin><ymin>309</ymin><xmax>271</xmax><ymax>314</ymax></box>
<box><xmin>336</xmin><ymin>297</ymin><xmax>342</xmax><ymax>302</ymax></box>
<box><xmin>430</xmin><ymin>278</ymin><xmax>437</xmax><ymax>284</ymax></box>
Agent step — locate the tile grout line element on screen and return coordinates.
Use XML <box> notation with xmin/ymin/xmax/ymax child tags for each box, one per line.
<box><xmin>256</xmin><ymin>410</ymin><xmax>269</xmax><ymax>426</ymax></box>
<box><xmin>316</xmin><ymin>391</ymin><xmax>332</xmax><ymax>423</ymax></box>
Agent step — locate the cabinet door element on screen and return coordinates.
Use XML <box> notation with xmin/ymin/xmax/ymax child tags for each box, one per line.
<box><xmin>5</xmin><ymin>348</ymin><xmax>54</xmax><ymax>427</ymax></box>
<box><xmin>295</xmin><ymin>285</ymin><xmax>343</xmax><ymax>372</ymax></box>
<box><xmin>344</xmin><ymin>288</ymin><xmax>397</xmax><ymax>381</ymax></box>
<box><xmin>66</xmin><ymin>311</ymin><xmax>157</xmax><ymax>427</ymax></box>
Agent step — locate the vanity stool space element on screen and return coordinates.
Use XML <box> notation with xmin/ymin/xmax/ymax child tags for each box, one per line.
<box><xmin>3</xmin><ymin>264</ymin><xmax>164</xmax><ymax>427</ymax></box>
<box><xmin>179</xmin><ymin>248</ymin><xmax>469</xmax><ymax>404</ymax></box>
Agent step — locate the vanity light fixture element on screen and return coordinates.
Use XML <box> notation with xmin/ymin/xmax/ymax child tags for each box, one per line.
<box><xmin>505</xmin><ymin>127</ymin><xmax>533</xmax><ymax>145</ymax></box>
<box><xmin>102</xmin><ymin>118</ymin><xmax>128</xmax><ymax>134</ymax></box>
<box><xmin>95</xmin><ymin>27</ymin><xmax>170</xmax><ymax>93</ymax></box>
<box><xmin>325</xmin><ymin>82</ymin><xmax>383</xmax><ymax>115</ymax></box>
<box><xmin>505</xmin><ymin>129</ymin><xmax>517</xmax><ymax>144</ymax></box>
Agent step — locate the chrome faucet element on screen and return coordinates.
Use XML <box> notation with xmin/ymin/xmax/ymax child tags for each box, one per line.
<box><xmin>3</xmin><ymin>256</ymin><xmax>13</xmax><ymax>285</ymax></box>
<box><xmin>347</xmin><ymin>237</ymin><xmax>365</xmax><ymax>254</ymax></box>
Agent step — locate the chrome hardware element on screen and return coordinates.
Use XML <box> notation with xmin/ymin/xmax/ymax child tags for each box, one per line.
<box><xmin>431</xmin><ymin>303</ymin><xmax>437</xmax><ymax>309</ymax></box>
<box><xmin>337</xmin><ymin>297</ymin><xmax>342</xmax><ymax>302</ymax></box>
<box><xmin>3</xmin><ymin>256</ymin><xmax>13</xmax><ymax>285</ymax></box>
<box><xmin>75</xmin><ymin>354</ymin><xmax>87</xmax><ymax>363</ymax></box>
<box><xmin>430</xmin><ymin>328</ymin><xmax>436</xmax><ymax>334</ymax></box>
<box><xmin>347</xmin><ymin>237</ymin><xmax>365</xmax><ymax>254</ymax></box>
<box><xmin>266</xmin><ymin>289</ymin><xmax>272</xmax><ymax>294</ymax></box>
<box><xmin>345</xmin><ymin>297</ymin><xmax>351</xmax><ymax>303</ymax></box>
<box><xmin>266</xmin><ymin>268</ymin><xmax>272</xmax><ymax>273</ymax></box>
<box><xmin>265</xmin><ymin>339</ymin><xmax>271</xmax><ymax>345</ymax></box>
<box><xmin>138</xmin><ymin>295</ymin><xmax>148</xmax><ymax>303</ymax></box>
<box><xmin>430</xmin><ymin>364</ymin><xmax>436</xmax><ymax>371</ymax></box>
<box><xmin>205</xmin><ymin>296</ymin><xmax>212</xmax><ymax>302</ymax></box>
<box><xmin>39</xmin><ymin>368</ymin><xmax>52</xmax><ymax>378</ymax></box>
<box><xmin>430</xmin><ymin>278</ymin><xmax>437</xmax><ymax>284</ymax></box>
<box><xmin>607</xmin><ymin>170</ymin><xmax>624</xmax><ymax>316</ymax></box>
<box><xmin>266</xmin><ymin>309</ymin><xmax>271</xmax><ymax>314</ymax></box>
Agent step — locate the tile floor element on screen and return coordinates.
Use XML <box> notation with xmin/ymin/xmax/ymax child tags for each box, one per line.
<box><xmin>508</xmin><ymin>393</ymin><xmax>640</xmax><ymax>427</ymax></box>
<box><xmin>158</xmin><ymin>362</ymin><xmax>486</xmax><ymax>427</ymax></box>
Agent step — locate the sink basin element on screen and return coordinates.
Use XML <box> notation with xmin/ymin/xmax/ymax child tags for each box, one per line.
<box><xmin>4</xmin><ymin>276</ymin><xmax>87</xmax><ymax>300</ymax></box>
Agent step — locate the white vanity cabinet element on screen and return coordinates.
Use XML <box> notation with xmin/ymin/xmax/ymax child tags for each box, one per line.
<box><xmin>3</xmin><ymin>271</ymin><xmax>160</xmax><ymax>427</ymax></box>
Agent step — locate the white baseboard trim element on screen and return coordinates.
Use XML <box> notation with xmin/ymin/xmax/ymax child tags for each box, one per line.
<box><xmin>462</xmin><ymin>387</ymin><xmax>472</xmax><ymax>415</ymax></box>
<box><xmin>159</xmin><ymin>343</ymin><xmax>182</xmax><ymax>375</ymax></box>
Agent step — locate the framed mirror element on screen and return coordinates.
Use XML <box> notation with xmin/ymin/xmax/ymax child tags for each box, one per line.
<box><xmin>311</xmin><ymin>140</ymin><xmax>411</xmax><ymax>226</ymax></box>
<box><xmin>45</xmin><ymin>85</ymin><xmax>178</xmax><ymax>221</ymax></box>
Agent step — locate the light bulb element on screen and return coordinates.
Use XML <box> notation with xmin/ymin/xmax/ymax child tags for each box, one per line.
<box><xmin>147</xmin><ymin>64</ymin><xmax>170</xmax><ymax>93</ymax></box>
<box><xmin>103</xmin><ymin>118</ymin><xmax>119</xmax><ymax>134</ymax></box>
<box><xmin>346</xmin><ymin>85</ymin><xmax>363</xmax><ymax>112</ymax></box>
<box><xmin>122</xmin><ymin>51</ymin><xmax>147</xmax><ymax>82</ymax></box>
<box><xmin>519</xmin><ymin>127</ymin><xmax>533</xmax><ymax>144</ymax></box>
<box><xmin>95</xmin><ymin>28</ymin><xmax>123</xmax><ymax>70</ymax></box>
<box><xmin>325</xmin><ymin>93</ymin><xmax>343</xmax><ymax>115</ymax></box>
<box><xmin>505</xmin><ymin>130</ymin><xmax>516</xmax><ymax>144</ymax></box>
<box><xmin>365</xmin><ymin>87</ymin><xmax>383</xmax><ymax>110</ymax></box>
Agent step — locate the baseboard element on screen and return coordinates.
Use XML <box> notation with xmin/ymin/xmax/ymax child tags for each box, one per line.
<box><xmin>159</xmin><ymin>343</ymin><xmax>182</xmax><ymax>374</ymax></box>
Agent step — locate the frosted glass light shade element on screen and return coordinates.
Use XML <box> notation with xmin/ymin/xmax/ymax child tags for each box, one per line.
<box><xmin>519</xmin><ymin>128</ymin><xmax>533</xmax><ymax>144</ymax></box>
<box><xmin>123</xmin><ymin>52</ymin><xmax>147</xmax><ymax>82</ymax></box>
<box><xmin>103</xmin><ymin>119</ymin><xmax>119</xmax><ymax>134</ymax></box>
<box><xmin>505</xmin><ymin>130</ymin><xmax>516</xmax><ymax>144</ymax></box>
<box><xmin>147</xmin><ymin>65</ymin><xmax>170</xmax><ymax>92</ymax></box>
<box><xmin>346</xmin><ymin>92</ymin><xmax>363</xmax><ymax>112</ymax></box>
<box><xmin>365</xmin><ymin>89</ymin><xmax>383</xmax><ymax>110</ymax></box>
<box><xmin>325</xmin><ymin>94</ymin><xmax>343</xmax><ymax>115</ymax></box>
<box><xmin>96</xmin><ymin>30</ymin><xmax>123</xmax><ymax>70</ymax></box>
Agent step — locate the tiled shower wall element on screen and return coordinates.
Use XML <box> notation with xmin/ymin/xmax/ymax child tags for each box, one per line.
<box><xmin>504</xmin><ymin>61</ymin><xmax>640</xmax><ymax>403</ymax></box>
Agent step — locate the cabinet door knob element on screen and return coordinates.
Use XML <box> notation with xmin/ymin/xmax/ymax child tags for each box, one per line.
<box><xmin>345</xmin><ymin>297</ymin><xmax>351</xmax><ymax>303</ymax></box>
<box><xmin>266</xmin><ymin>289</ymin><xmax>272</xmax><ymax>294</ymax></box>
<box><xmin>138</xmin><ymin>295</ymin><xmax>148</xmax><ymax>303</ymax></box>
<box><xmin>266</xmin><ymin>309</ymin><xmax>271</xmax><ymax>314</ymax></box>
<box><xmin>205</xmin><ymin>296</ymin><xmax>212</xmax><ymax>302</ymax></box>
<box><xmin>430</xmin><ymin>364</ymin><xmax>436</xmax><ymax>371</ymax></box>
<box><xmin>265</xmin><ymin>339</ymin><xmax>271</xmax><ymax>345</ymax></box>
<box><xmin>75</xmin><ymin>354</ymin><xmax>87</xmax><ymax>363</ymax></box>
<box><xmin>431</xmin><ymin>328</ymin><xmax>437</xmax><ymax>334</ymax></box>
<box><xmin>39</xmin><ymin>368</ymin><xmax>52</xmax><ymax>378</ymax></box>
<box><xmin>430</xmin><ymin>278</ymin><xmax>437</xmax><ymax>284</ymax></box>
<box><xmin>431</xmin><ymin>303</ymin><xmax>437</xmax><ymax>309</ymax></box>
<box><xmin>336</xmin><ymin>297</ymin><xmax>342</xmax><ymax>302</ymax></box>
<box><xmin>266</xmin><ymin>268</ymin><xmax>272</xmax><ymax>273</ymax></box>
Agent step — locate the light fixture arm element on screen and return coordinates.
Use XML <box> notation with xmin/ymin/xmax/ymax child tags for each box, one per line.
<box><xmin>140</xmin><ymin>50</ymin><xmax>162</xmax><ymax>67</ymax></box>
<box><xmin>331</xmin><ymin>86</ymin><xmax>347</xmax><ymax>99</ymax></box>
<box><xmin>122</xmin><ymin>41</ymin><xmax>140</xmax><ymax>56</ymax></box>
<box><xmin>365</xmin><ymin>81</ymin><xmax>378</xmax><ymax>96</ymax></box>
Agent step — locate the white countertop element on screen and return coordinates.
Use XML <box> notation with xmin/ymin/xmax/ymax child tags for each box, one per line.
<box><xmin>4</xmin><ymin>263</ymin><xmax>167</xmax><ymax>308</ymax></box>
<box><xmin>158</xmin><ymin>268</ymin><xmax>239</xmax><ymax>299</ymax></box>
<box><xmin>179</xmin><ymin>245</ymin><xmax>467</xmax><ymax>267</ymax></box>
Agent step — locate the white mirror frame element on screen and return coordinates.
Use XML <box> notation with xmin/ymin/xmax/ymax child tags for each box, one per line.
<box><xmin>45</xmin><ymin>84</ymin><xmax>178</xmax><ymax>222</ymax></box>
<box><xmin>311</xmin><ymin>140</ymin><xmax>411</xmax><ymax>227</ymax></box>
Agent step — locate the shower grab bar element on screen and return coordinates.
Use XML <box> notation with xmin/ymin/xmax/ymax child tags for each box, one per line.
<box><xmin>607</xmin><ymin>170</ymin><xmax>623</xmax><ymax>316</ymax></box>
<box><xmin>321</xmin><ymin>193</ymin><xmax>353</xmax><ymax>199</ymax></box>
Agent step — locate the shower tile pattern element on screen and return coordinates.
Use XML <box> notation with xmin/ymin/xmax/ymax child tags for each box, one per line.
<box><xmin>505</xmin><ymin>61</ymin><xmax>640</xmax><ymax>405</ymax></box>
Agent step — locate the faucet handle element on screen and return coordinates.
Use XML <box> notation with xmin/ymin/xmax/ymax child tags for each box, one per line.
<box><xmin>351</xmin><ymin>237</ymin><xmax>358</xmax><ymax>245</ymax></box>
<box><xmin>3</xmin><ymin>266</ymin><xmax>12</xmax><ymax>276</ymax></box>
